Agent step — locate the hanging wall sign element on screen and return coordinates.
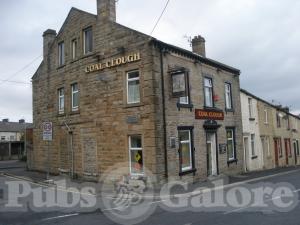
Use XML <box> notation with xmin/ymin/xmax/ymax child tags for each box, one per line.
<box><xmin>195</xmin><ymin>109</ymin><xmax>224</xmax><ymax>120</ymax></box>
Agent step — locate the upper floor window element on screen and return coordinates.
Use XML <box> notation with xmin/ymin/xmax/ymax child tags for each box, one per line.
<box><xmin>248</xmin><ymin>98</ymin><xmax>254</xmax><ymax>119</ymax></box>
<box><xmin>58</xmin><ymin>88</ymin><xmax>65</xmax><ymax>114</ymax></box>
<box><xmin>276</xmin><ymin>113</ymin><xmax>281</xmax><ymax>128</ymax></box>
<box><xmin>71</xmin><ymin>39</ymin><xmax>77</xmax><ymax>60</ymax></box>
<box><xmin>71</xmin><ymin>83</ymin><xmax>79</xmax><ymax>111</ymax></box>
<box><xmin>204</xmin><ymin>77</ymin><xmax>213</xmax><ymax>107</ymax></box>
<box><xmin>179</xmin><ymin>96</ymin><xmax>189</xmax><ymax>105</ymax></box>
<box><xmin>264</xmin><ymin>109</ymin><xmax>268</xmax><ymax>124</ymax></box>
<box><xmin>83</xmin><ymin>27</ymin><xmax>93</xmax><ymax>55</ymax></box>
<box><xmin>225</xmin><ymin>83</ymin><xmax>233</xmax><ymax>109</ymax></box>
<box><xmin>127</xmin><ymin>70</ymin><xmax>140</xmax><ymax>104</ymax></box>
<box><xmin>1</xmin><ymin>136</ymin><xmax>6</xmax><ymax>141</ymax></box>
<box><xmin>58</xmin><ymin>42</ymin><xmax>65</xmax><ymax>66</ymax></box>
<box><xmin>10</xmin><ymin>136</ymin><xmax>15</xmax><ymax>141</ymax></box>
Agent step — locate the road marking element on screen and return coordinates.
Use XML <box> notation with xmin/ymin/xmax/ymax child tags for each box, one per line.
<box><xmin>41</xmin><ymin>213</ymin><xmax>79</xmax><ymax>221</ymax></box>
<box><xmin>224</xmin><ymin>188</ymin><xmax>300</xmax><ymax>214</ymax></box>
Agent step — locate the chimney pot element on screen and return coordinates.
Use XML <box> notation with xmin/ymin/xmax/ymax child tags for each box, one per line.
<box><xmin>97</xmin><ymin>0</ymin><xmax>116</xmax><ymax>22</ymax></box>
<box><xmin>192</xmin><ymin>35</ymin><xmax>206</xmax><ymax>57</ymax></box>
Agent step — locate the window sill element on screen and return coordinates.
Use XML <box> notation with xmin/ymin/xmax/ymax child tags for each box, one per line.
<box><xmin>57</xmin><ymin>64</ymin><xmax>66</xmax><ymax>70</ymax></box>
<box><xmin>249</xmin><ymin>118</ymin><xmax>255</xmax><ymax>121</ymax></box>
<box><xmin>177</xmin><ymin>103</ymin><xmax>194</xmax><ymax>111</ymax></box>
<box><xmin>251</xmin><ymin>155</ymin><xmax>258</xmax><ymax>160</ymax></box>
<box><xmin>203</xmin><ymin>106</ymin><xmax>223</xmax><ymax>112</ymax></box>
<box><xmin>179</xmin><ymin>168</ymin><xmax>197</xmax><ymax>176</ymax></box>
<box><xmin>227</xmin><ymin>159</ymin><xmax>238</xmax><ymax>166</ymax></box>
<box><xmin>124</xmin><ymin>103</ymin><xmax>144</xmax><ymax>109</ymax></box>
<box><xmin>225</xmin><ymin>108</ymin><xmax>234</xmax><ymax>113</ymax></box>
<box><xmin>70</xmin><ymin>110</ymin><xmax>80</xmax><ymax>115</ymax></box>
<box><xmin>81</xmin><ymin>52</ymin><xmax>95</xmax><ymax>59</ymax></box>
<box><xmin>57</xmin><ymin>112</ymin><xmax>66</xmax><ymax>117</ymax></box>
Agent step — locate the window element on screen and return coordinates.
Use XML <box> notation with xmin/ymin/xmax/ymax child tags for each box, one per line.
<box><xmin>225</xmin><ymin>83</ymin><xmax>233</xmax><ymax>109</ymax></box>
<box><xmin>277</xmin><ymin>139</ymin><xmax>283</xmax><ymax>157</ymax></box>
<box><xmin>127</xmin><ymin>70</ymin><xmax>140</xmax><ymax>104</ymax></box>
<box><xmin>71</xmin><ymin>83</ymin><xmax>79</xmax><ymax>111</ymax></box>
<box><xmin>1</xmin><ymin>136</ymin><xmax>5</xmax><ymax>141</ymax></box>
<box><xmin>262</xmin><ymin>136</ymin><xmax>271</xmax><ymax>156</ymax></box>
<box><xmin>172</xmin><ymin>72</ymin><xmax>187</xmax><ymax>96</ymax></box>
<box><xmin>251</xmin><ymin>134</ymin><xmax>255</xmax><ymax>156</ymax></box>
<box><xmin>276</xmin><ymin>113</ymin><xmax>281</xmax><ymax>128</ymax></box>
<box><xmin>10</xmin><ymin>136</ymin><xmax>15</xmax><ymax>141</ymax></box>
<box><xmin>204</xmin><ymin>77</ymin><xmax>213</xmax><ymax>107</ymax></box>
<box><xmin>285</xmin><ymin>139</ymin><xmax>292</xmax><ymax>157</ymax></box>
<box><xmin>179</xmin><ymin>96</ymin><xmax>189</xmax><ymax>105</ymax></box>
<box><xmin>58</xmin><ymin>42</ymin><xmax>65</xmax><ymax>66</ymax></box>
<box><xmin>248</xmin><ymin>98</ymin><xmax>253</xmax><ymax>118</ymax></box>
<box><xmin>286</xmin><ymin>116</ymin><xmax>290</xmax><ymax>130</ymax></box>
<box><xmin>71</xmin><ymin>39</ymin><xmax>77</xmax><ymax>60</ymax></box>
<box><xmin>226</xmin><ymin>129</ymin><xmax>236</xmax><ymax>161</ymax></box>
<box><xmin>129</xmin><ymin>135</ymin><xmax>143</xmax><ymax>175</ymax></box>
<box><xmin>264</xmin><ymin>109</ymin><xmax>268</xmax><ymax>124</ymax></box>
<box><xmin>178</xmin><ymin>129</ymin><xmax>193</xmax><ymax>172</ymax></box>
<box><xmin>58</xmin><ymin>88</ymin><xmax>65</xmax><ymax>113</ymax></box>
<box><xmin>83</xmin><ymin>27</ymin><xmax>93</xmax><ymax>55</ymax></box>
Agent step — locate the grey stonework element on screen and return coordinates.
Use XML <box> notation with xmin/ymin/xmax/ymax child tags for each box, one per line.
<box><xmin>31</xmin><ymin>1</ymin><xmax>243</xmax><ymax>183</ymax></box>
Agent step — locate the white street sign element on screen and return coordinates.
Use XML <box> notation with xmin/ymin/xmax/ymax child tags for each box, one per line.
<box><xmin>43</xmin><ymin>122</ymin><xmax>53</xmax><ymax>141</ymax></box>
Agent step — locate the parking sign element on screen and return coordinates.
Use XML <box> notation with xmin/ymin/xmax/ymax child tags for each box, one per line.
<box><xmin>43</xmin><ymin>122</ymin><xmax>53</xmax><ymax>141</ymax></box>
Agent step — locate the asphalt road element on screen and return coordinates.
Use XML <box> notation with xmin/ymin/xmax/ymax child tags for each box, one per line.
<box><xmin>0</xmin><ymin>167</ymin><xmax>300</xmax><ymax>225</ymax></box>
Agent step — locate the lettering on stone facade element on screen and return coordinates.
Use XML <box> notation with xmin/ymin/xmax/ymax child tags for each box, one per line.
<box><xmin>195</xmin><ymin>109</ymin><xmax>224</xmax><ymax>120</ymax></box>
<box><xmin>85</xmin><ymin>52</ymin><xmax>141</xmax><ymax>73</ymax></box>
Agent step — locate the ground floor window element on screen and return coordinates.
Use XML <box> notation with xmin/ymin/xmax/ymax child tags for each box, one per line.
<box><xmin>277</xmin><ymin>138</ymin><xmax>283</xmax><ymax>157</ymax></box>
<box><xmin>293</xmin><ymin>140</ymin><xmax>300</xmax><ymax>156</ymax></box>
<box><xmin>251</xmin><ymin>134</ymin><xmax>255</xmax><ymax>156</ymax></box>
<box><xmin>261</xmin><ymin>136</ymin><xmax>270</xmax><ymax>157</ymax></box>
<box><xmin>178</xmin><ymin>127</ymin><xmax>194</xmax><ymax>173</ymax></box>
<box><xmin>226</xmin><ymin>128</ymin><xmax>236</xmax><ymax>161</ymax></box>
<box><xmin>285</xmin><ymin>139</ymin><xmax>292</xmax><ymax>157</ymax></box>
<box><xmin>129</xmin><ymin>135</ymin><xmax>143</xmax><ymax>175</ymax></box>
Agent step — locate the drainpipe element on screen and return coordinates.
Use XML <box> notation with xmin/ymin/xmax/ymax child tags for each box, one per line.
<box><xmin>159</xmin><ymin>46</ymin><xmax>168</xmax><ymax>180</ymax></box>
<box><xmin>64</xmin><ymin>121</ymin><xmax>74</xmax><ymax>179</ymax></box>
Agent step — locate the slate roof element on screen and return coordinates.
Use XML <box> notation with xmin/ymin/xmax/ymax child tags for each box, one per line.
<box><xmin>0</xmin><ymin>122</ymin><xmax>33</xmax><ymax>132</ymax></box>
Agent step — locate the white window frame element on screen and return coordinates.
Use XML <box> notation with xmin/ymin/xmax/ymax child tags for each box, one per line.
<box><xmin>179</xmin><ymin>96</ymin><xmax>189</xmax><ymax>105</ymax></box>
<box><xmin>204</xmin><ymin>77</ymin><xmax>213</xmax><ymax>107</ymax></box>
<box><xmin>225</xmin><ymin>83</ymin><xmax>233</xmax><ymax>109</ymax></box>
<box><xmin>83</xmin><ymin>27</ymin><xmax>93</xmax><ymax>55</ymax></box>
<box><xmin>58</xmin><ymin>42</ymin><xmax>65</xmax><ymax>66</ymax></box>
<box><xmin>251</xmin><ymin>134</ymin><xmax>255</xmax><ymax>156</ymax></box>
<box><xmin>129</xmin><ymin>135</ymin><xmax>144</xmax><ymax>175</ymax></box>
<box><xmin>264</xmin><ymin>109</ymin><xmax>268</xmax><ymax>124</ymax></box>
<box><xmin>71</xmin><ymin>83</ymin><xmax>79</xmax><ymax>111</ymax></box>
<box><xmin>248</xmin><ymin>98</ymin><xmax>253</xmax><ymax>118</ymax></box>
<box><xmin>58</xmin><ymin>88</ymin><xmax>65</xmax><ymax>114</ymax></box>
<box><xmin>71</xmin><ymin>39</ymin><xmax>77</xmax><ymax>60</ymax></box>
<box><xmin>179</xmin><ymin>130</ymin><xmax>192</xmax><ymax>172</ymax></box>
<box><xmin>127</xmin><ymin>70</ymin><xmax>140</xmax><ymax>104</ymax></box>
<box><xmin>227</xmin><ymin>129</ymin><xmax>235</xmax><ymax>160</ymax></box>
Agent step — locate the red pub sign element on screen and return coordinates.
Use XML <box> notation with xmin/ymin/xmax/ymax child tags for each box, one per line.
<box><xmin>195</xmin><ymin>109</ymin><xmax>224</xmax><ymax>120</ymax></box>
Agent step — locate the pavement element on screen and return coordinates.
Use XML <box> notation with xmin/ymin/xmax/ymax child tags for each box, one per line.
<box><xmin>1</xmin><ymin>161</ymin><xmax>300</xmax><ymax>225</ymax></box>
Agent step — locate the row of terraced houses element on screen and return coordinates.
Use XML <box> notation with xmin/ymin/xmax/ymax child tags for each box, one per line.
<box><xmin>29</xmin><ymin>0</ymin><xmax>300</xmax><ymax>184</ymax></box>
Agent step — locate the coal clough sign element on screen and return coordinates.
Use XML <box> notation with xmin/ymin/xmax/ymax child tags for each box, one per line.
<box><xmin>195</xmin><ymin>109</ymin><xmax>224</xmax><ymax>120</ymax></box>
<box><xmin>85</xmin><ymin>52</ymin><xmax>141</xmax><ymax>73</ymax></box>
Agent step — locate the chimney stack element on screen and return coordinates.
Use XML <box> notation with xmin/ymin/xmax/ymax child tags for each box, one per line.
<box><xmin>2</xmin><ymin>119</ymin><xmax>9</xmax><ymax>123</ymax></box>
<box><xmin>192</xmin><ymin>35</ymin><xmax>206</xmax><ymax>57</ymax></box>
<box><xmin>19</xmin><ymin>119</ymin><xmax>25</xmax><ymax>124</ymax></box>
<box><xmin>97</xmin><ymin>0</ymin><xmax>116</xmax><ymax>22</ymax></box>
<box><xmin>43</xmin><ymin>29</ymin><xmax>57</xmax><ymax>59</ymax></box>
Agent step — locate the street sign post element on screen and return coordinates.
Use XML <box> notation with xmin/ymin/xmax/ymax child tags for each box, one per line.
<box><xmin>42</xmin><ymin>122</ymin><xmax>52</xmax><ymax>180</ymax></box>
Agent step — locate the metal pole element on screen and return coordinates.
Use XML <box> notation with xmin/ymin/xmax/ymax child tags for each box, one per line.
<box><xmin>70</xmin><ymin>132</ymin><xmax>74</xmax><ymax>179</ymax></box>
<box><xmin>47</xmin><ymin>141</ymin><xmax>50</xmax><ymax>180</ymax></box>
<box><xmin>24</xmin><ymin>123</ymin><xmax>27</xmax><ymax>157</ymax></box>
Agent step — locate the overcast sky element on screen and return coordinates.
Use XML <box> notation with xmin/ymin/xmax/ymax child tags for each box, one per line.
<box><xmin>0</xmin><ymin>0</ymin><xmax>300</xmax><ymax>123</ymax></box>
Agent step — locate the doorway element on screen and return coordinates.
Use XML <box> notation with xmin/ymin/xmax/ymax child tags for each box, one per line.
<box><xmin>243</xmin><ymin>137</ymin><xmax>249</xmax><ymax>172</ymax></box>
<box><xmin>207</xmin><ymin>132</ymin><xmax>218</xmax><ymax>176</ymax></box>
<box><xmin>274</xmin><ymin>138</ymin><xmax>280</xmax><ymax>167</ymax></box>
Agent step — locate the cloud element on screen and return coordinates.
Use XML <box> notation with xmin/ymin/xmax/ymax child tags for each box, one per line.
<box><xmin>0</xmin><ymin>0</ymin><xmax>300</xmax><ymax>123</ymax></box>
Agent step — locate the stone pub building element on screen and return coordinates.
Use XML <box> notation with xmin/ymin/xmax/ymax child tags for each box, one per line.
<box><xmin>32</xmin><ymin>0</ymin><xmax>244</xmax><ymax>183</ymax></box>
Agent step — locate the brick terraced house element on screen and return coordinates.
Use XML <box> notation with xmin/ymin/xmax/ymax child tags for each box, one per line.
<box><xmin>31</xmin><ymin>0</ymin><xmax>244</xmax><ymax>183</ymax></box>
